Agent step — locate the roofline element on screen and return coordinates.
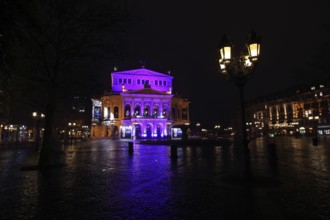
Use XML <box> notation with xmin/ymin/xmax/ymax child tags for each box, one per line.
<box><xmin>111</xmin><ymin>68</ymin><xmax>174</xmax><ymax>78</ymax></box>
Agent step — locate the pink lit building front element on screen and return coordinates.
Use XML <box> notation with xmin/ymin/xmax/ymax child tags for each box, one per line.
<box><xmin>91</xmin><ymin>68</ymin><xmax>190</xmax><ymax>139</ymax></box>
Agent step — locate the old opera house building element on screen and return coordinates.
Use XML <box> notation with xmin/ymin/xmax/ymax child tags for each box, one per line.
<box><xmin>91</xmin><ymin>67</ymin><xmax>190</xmax><ymax>139</ymax></box>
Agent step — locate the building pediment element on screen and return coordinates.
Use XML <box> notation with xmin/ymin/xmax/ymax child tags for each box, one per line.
<box><xmin>112</xmin><ymin>68</ymin><xmax>173</xmax><ymax>79</ymax></box>
<box><xmin>122</xmin><ymin>87</ymin><xmax>171</xmax><ymax>96</ymax></box>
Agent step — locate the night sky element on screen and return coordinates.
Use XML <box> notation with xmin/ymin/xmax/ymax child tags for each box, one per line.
<box><xmin>114</xmin><ymin>1</ymin><xmax>330</xmax><ymax>128</ymax></box>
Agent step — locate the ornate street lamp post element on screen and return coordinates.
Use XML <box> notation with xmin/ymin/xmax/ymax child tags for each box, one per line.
<box><xmin>32</xmin><ymin>112</ymin><xmax>45</xmax><ymax>152</ymax></box>
<box><xmin>310</xmin><ymin>87</ymin><xmax>321</xmax><ymax>146</ymax></box>
<box><xmin>218</xmin><ymin>30</ymin><xmax>261</xmax><ymax>180</ymax></box>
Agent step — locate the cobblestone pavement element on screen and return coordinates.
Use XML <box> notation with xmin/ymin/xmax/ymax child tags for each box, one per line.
<box><xmin>0</xmin><ymin>136</ymin><xmax>329</xmax><ymax>220</ymax></box>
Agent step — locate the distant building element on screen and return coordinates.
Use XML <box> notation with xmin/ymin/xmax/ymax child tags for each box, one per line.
<box><xmin>246</xmin><ymin>83</ymin><xmax>330</xmax><ymax>137</ymax></box>
<box><xmin>0</xmin><ymin>124</ymin><xmax>29</xmax><ymax>143</ymax></box>
<box><xmin>91</xmin><ymin>67</ymin><xmax>190</xmax><ymax>139</ymax></box>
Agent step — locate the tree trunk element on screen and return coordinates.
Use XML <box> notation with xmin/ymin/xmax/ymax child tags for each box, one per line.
<box><xmin>38</xmin><ymin>99</ymin><xmax>56</xmax><ymax>168</ymax></box>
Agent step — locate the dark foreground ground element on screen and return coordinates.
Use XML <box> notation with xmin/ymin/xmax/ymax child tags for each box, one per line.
<box><xmin>0</xmin><ymin>136</ymin><xmax>329</xmax><ymax>220</ymax></box>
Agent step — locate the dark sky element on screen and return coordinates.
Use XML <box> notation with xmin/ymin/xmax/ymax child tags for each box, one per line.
<box><xmin>115</xmin><ymin>1</ymin><xmax>330</xmax><ymax>128</ymax></box>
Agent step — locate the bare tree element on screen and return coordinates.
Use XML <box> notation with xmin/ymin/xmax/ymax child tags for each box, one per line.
<box><xmin>0</xmin><ymin>34</ymin><xmax>12</xmax><ymax>126</ymax></box>
<box><xmin>0</xmin><ymin>0</ymin><xmax>15</xmax><ymax>126</ymax></box>
<box><xmin>1</xmin><ymin>0</ymin><xmax>133</xmax><ymax>167</ymax></box>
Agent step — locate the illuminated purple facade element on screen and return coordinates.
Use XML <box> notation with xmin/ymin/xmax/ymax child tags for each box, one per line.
<box><xmin>91</xmin><ymin>68</ymin><xmax>190</xmax><ymax>139</ymax></box>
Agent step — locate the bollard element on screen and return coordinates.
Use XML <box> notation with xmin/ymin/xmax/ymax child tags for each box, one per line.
<box><xmin>128</xmin><ymin>142</ymin><xmax>134</xmax><ymax>154</ymax></box>
<box><xmin>267</xmin><ymin>143</ymin><xmax>277</xmax><ymax>160</ymax></box>
<box><xmin>170</xmin><ymin>144</ymin><xmax>177</xmax><ymax>159</ymax></box>
<box><xmin>312</xmin><ymin>137</ymin><xmax>318</xmax><ymax>146</ymax></box>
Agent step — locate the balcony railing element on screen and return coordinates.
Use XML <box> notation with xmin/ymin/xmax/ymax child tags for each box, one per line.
<box><xmin>128</xmin><ymin>115</ymin><xmax>167</xmax><ymax>119</ymax></box>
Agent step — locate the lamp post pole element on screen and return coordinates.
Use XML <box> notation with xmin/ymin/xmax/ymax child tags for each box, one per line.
<box><xmin>36</xmin><ymin>119</ymin><xmax>40</xmax><ymax>151</ymax></box>
<box><xmin>312</xmin><ymin>90</ymin><xmax>319</xmax><ymax>146</ymax></box>
<box><xmin>312</xmin><ymin>117</ymin><xmax>318</xmax><ymax>146</ymax></box>
<box><xmin>217</xmin><ymin>30</ymin><xmax>261</xmax><ymax>181</ymax></box>
<box><xmin>238</xmin><ymin>84</ymin><xmax>249</xmax><ymax>154</ymax></box>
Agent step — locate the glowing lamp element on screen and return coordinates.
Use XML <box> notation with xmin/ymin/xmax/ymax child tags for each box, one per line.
<box><xmin>246</xmin><ymin>30</ymin><xmax>261</xmax><ymax>61</ymax></box>
<box><xmin>218</xmin><ymin>34</ymin><xmax>232</xmax><ymax>63</ymax></box>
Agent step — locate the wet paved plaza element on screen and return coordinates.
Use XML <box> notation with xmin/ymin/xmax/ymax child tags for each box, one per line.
<box><xmin>0</xmin><ymin>136</ymin><xmax>330</xmax><ymax>220</ymax></box>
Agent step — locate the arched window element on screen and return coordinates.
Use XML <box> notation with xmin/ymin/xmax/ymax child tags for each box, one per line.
<box><xmin>162</xmin><ymin>106</ymin><xmax>167</xmax><ymax>117</ymax></box>
<box><xmin>114</xmin><ymin>106</ymin><xmax>119</xmax><ymax>118</ymax></box>
<box><xmin>134</xmin><ymin>105</ymin><xmax>141</xmax><ymax>116</ymax></box>
<box><xmin>152</xmin><ymin>105</ymin><xmax>159</xmax><ymax>117</ymax></box>
<box><xmin>144</xmin><ymin>105</ymin><xmax>150</xmax><ymax>117</ymax></box>
<box><xmin>124</xmin><ymin>104</ymin><xmax>131</xmax><ymax>118</ymax></box>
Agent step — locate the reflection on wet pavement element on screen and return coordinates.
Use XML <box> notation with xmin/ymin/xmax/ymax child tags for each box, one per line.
<box><xmin>0</xmin><ymin>136</ymin><xmax>329</xmax><ymax>219</ymax></box>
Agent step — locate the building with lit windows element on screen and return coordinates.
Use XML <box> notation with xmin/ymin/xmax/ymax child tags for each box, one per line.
<box><xmin>245</xmin><ymin>83</ymin><xmax>330</xmax><ymax>137</ymax></box>
<box><xmin>91</xmin><ymin>67</ymin><xmax>190</xmax><ymax>139</ymax></box>
<box><xmin>0</xmin><ymin>124</ymin><xmax>29</xmax><ymax>143</ymax></box>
